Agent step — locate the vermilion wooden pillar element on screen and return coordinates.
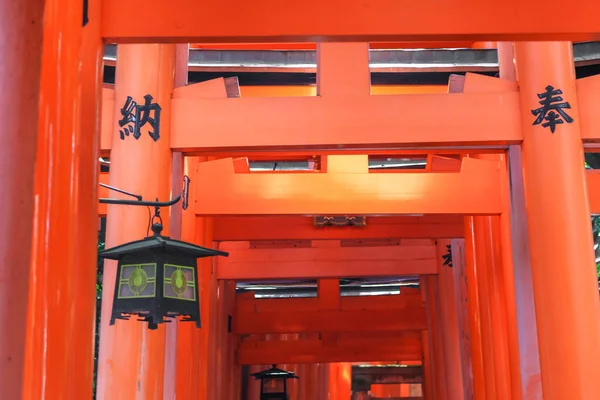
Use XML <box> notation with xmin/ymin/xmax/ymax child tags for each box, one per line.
<box><xmin>422</xmin><ymin>275</ymin><xmax>448</xmax><ymax>400</ymax></box>
<box><xmin>498</xmin><ymin>42</ymin><xmax>543</xmax><ymax>400</ymax></box>
<box><xmin>0</xmin><ymin>0</ymin><xmax>44</xmax><ymax>397</ymax></box>
<box><xmin>175</xmin><ymin>157</ymin><xmax>203</xmax><ymax>399</ymax></box>
<box><xmin>464</xmin><ymin>218</ymin><xmax>488</xmax><ymax>399</ymax></box>
<box><xmin>514</xmin><ymin>41</ymin><xmax>600</xmax><ymax>399</ymax></box>
<box><xmin>165</xmin><ymin>43</ymin><xmax>189</xmax><ymax>399</ymax></box>
<box><xmin>317</xmin><ymin>363</ymin><xmax>330</xmax><ymax>399</ymax></box>
<box><xmin>23</xmin><ymin>0</ymin><xmax>99</xmax><ymax>396</ymax></box>
<box><xmin>436</xmin><ymin>240</ymin><xmax>465</xmax><ymax>400</ymax></box>
<box><xmin>450</xmin><ymin>240</ymin><xmax>475</xmax><ymax>400</ymax></box>
<box><xmin>473</xmin><ymin>213</ymin><xmax>512</xmax><ymax>399</ymax></box>
<box><xmin>199</xmin><ymin>215</ymin><xmax>219</xmax><ymax>400</ymax></box>
<box><xmin>97</xmin><ymin>44</ymin><xmax>176</xmax><ymax>399</ymax></box>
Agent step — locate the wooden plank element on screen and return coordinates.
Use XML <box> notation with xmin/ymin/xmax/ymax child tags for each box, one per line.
<box><xmin>233</xmin><ymin>307</ymin><xmax>427</xmax><ymax>334</ymax></box>
<box><xmin>218</xmin><ymin>243</ymin><xmax>437</xmax><ymax>279</ymax></box>
<box><xmin>212</xmin><ymin>216</ymin><xmax>465</xmax><ymax>241</ymax></box>
<box><xmin>237</xmin><ymin>335</ymin><xmax>423</xmax><ymax>364</ymax></box>
<box><xmin>193</xmin><ymin>155</ymin><xmax>503</xmax><ymax>215</ymax></box>
<box><xmin>101</xmin><ymin>0</ymin><xmax>600</xmax><ymax>43</ymax></box>
<box><xmin>170</xmin><ymin>93</ymin><xmax>521</xmax><ymax>152</ymax></box>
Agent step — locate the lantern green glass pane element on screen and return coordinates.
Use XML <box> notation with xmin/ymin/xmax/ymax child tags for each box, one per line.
<box><xmin>118</xmin><ymin>263</ymin><xmax>157</xmax><ymax>299</ymax></box>
<box><xmin>163</xmin><ymin>264</ymin><xmax>196</xmax><ymax>301</ymax></box>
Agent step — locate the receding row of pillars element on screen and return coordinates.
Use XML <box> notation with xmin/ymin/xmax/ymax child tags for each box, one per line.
<box><xmin>2</xmin><ymin>0</ymin><xmax>600</xmax><ymax>396</ymax></box>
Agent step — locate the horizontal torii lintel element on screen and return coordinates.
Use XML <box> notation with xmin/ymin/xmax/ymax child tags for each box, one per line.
<box><xmin>101</xmin><ymin>0</ymin><xmax>600</xmax><ymax>43</ymax></box>
<box><xmin>170</xmin><ymin>93</ymin><xmax>521</xmax><ymax>151</ymax></box>
<box><xmin>194</xmin><ymin>155</ymin><xmax>503</xmax><ymax>215</ymax></box>
<box><xmin>237</xmin><ymin>336</ymin><xmax>423</xmax><ymax>365</ymax></box>
<box><xmin>236</xmin><ymin>294</ymin><xmax>423</xmax><ymax>314</ymax></box>
<box><xmin>233</xmin><ymin>307</ymin><xmax>427</xmax><ymax>334</ymax></box>
<box><xmin>217</xmin><ymin>244</ymin><xmax>438</xmax><ymax>279</ymax></box>
<box><xmin>211</xmin><ymin>215</ymin><xmax>465</xmax><ymax>240</ymax></box>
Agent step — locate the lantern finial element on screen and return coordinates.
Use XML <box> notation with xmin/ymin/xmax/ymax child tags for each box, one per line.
<box><xmin>150</xmin><ymin>205</ymin><xmax>164</xmax><ymax>236</ymax></box>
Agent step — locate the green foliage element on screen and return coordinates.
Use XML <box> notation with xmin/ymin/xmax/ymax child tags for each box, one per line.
<box><xmin>93</xmin><ymin>232</ymin><xmax>105</xmax><ymax>399</ymax></box>
<box><xmin>593</xmin><ymin>215</ymin><xmax>600</xmax><ymax>278</ymax></box>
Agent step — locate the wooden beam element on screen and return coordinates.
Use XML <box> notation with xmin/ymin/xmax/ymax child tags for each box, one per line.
<box><xmin>236</xmin><ymin>293</ymin><xmax>424</xmax><ymax>314</ymax></box>
<box><xmin>193</xmin><ymin>155</ymin><xmax>503</xmax><ymax>215</ymax></box>
<box><xmin>233</xmin><ymin>307</ymin><xmax>427</xmax><ymax>335</ymax></box>
<box><xmin>217</xmin><ymin>241</ymin><xmax>437</xmax><ymax>279</ymax></box>
<box><xmin>188</xmin><ymin>43</ymin><xmax>477</xmax><ymax>50</ymax></box>
<box><xmin>352</xmin><ymin>366</ymin><xmax>424</xmax><ymax>385</ymax></box>
<box><xmin>170</xmin><ymin>93</ymin><xmax>520</xmax><ymax>152</ymax></box>
<box><xmin>101</xmin><ymin>0</ymin><xmax>600</xmax><ymax>43</ymax></box>
<box><xmin>212</xmin><ymin>215</ymin><xmax>465</xmax><ymax>240</ymax></box>
<box><xmin>237</xmin><ymin>335</ymin><xmax>423</xmax><ymax>364</ymax></box>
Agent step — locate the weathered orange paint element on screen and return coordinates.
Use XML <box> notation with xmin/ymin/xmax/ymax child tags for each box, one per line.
<box><xmin>96</xmin><ymin>44</ymin><xmax>176</xmax><ymax>400</ymax></box>
<box><xmin>515</xmin><ymin>41</ymin><xmax>600</xmax><ymax>400</ymax></box>
<box><xmin>23</xmin><ymin>0</ymin><xmax>99</xmax><ymax>396</ymax></box>
<box><xmin>0</xmin><ymin>0</ymin><xmax>44</xmax><ymax>397</ymax></box>
<box><xmin>101</xmin><ymin>0</ymin><xmax>600</xmax><ymax>43</ymax></box>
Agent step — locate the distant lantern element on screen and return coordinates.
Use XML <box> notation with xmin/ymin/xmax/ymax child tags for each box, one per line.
<box><xmin>98</xmin><ymin>219</ymin><xmax>228</xmax><ymax>330</ymax></box>
<box><xmin>252</xmin><ymin>364</ymin><xmax>299</xmax><ymax>400</ymax></box>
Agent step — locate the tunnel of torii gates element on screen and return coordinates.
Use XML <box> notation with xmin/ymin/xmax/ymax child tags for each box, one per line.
<box><xmin>5</xmin><ymin>1</ymin><xmax>600</xmax><ymax>400</ymax></box>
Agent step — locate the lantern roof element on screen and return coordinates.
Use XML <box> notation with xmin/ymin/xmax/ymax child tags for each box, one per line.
<box><xmin>252</xmin><ymin>365</ymin><xmax>299</xmax><ymax>380</ymax></box>
<box><xmin>99</xmin><ymin>223</ymin><xmax>228</xmax><ymax>260</ymax></box>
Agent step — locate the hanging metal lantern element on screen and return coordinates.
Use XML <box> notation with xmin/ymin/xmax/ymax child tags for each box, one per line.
<box><xmin>98</xmin><ymin>212</ymin><xmax>228</xmax><ymax>330</ymax></box>
<box><xmin>252</xmin><ymin>364</ymin><xmax>299</xmax><ymax>400</ymax></box>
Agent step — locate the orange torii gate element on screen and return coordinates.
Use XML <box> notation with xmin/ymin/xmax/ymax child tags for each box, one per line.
<box><xmin>5</xmin><ymin>0</ymin><xmax>600</xmax><ymax>399</ymax></box>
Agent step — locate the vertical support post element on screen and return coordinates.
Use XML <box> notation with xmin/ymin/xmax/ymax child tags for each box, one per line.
<box><xmin>97</xmin><ymin>44</ymin><xmax>176</xmax><ymax>399</ymax></box>
<box><xmin>247</xmin><ymin>364</ymin><xmax>264</xmax><ymax>400</ymax></box>
<box><xmin>421</xmin><ymin>331</ymin><xmax>435</xmax><ymax>400</ymax></box>
<box><xmin>498</xmin><ymin>41</ymin><xmax>543</xmax><ymax>400</ymax></box>
<box><xmin>514</xmin><ymin>41</ymin><xmax>600</xmax><ymax>399</ymax></box>
<box><xmin>164</xmin><ymin>43</ymin><xmax>189</xmax><ymax>400</ymax></box>
<box><xmin>337</xmin><ymin>362</ymin><xmax>352</xmax><ymax>399</ymax></box>
<box><xmin>24</xmin><ymin>0</ymin><xmax>98</xmax><ymax>397</ymax></box>
<box><xmin>464</xmin><ymin>218</ymin><xmax>488</xmax><ymax>399</ymax></box>
<box><xmin>299</xmin><ymin>362</ymin><xmax>319</xmax><ymax>399</ymax></box>
<box><xmin>421</xmin><ymin>276</ymin><xmax>448</xmax><ymax>400</ymax></box>
<box><xmin>72</xmin><ymin>0</ymin><xmax>104</xmax><ymax>396</ymax></box>
<box><xmin>0</xmin><ymin>0</ymin><xmax>44</xmax><ymax>397</ymax></box>
<box><xmin>450</xmin><ymin>239</ymin><xmax>475</xmax><ymax>400</ymax></box>
<box><xmin>175</xmin><ymin>157</ymin><xmax>202</xmax><ymax>399</ymax></box>
<box><xmin>317</xmin><ymin>363</ymin><xmax>330</xmax><ymax>400</ymax></box>
<box><xmin>201</xmin><ymin>217</ymin><xmax>219</xmax><ymax>400</ymax></box>
<box><xmin>437</xmin><ymin>240</ymin><xmax>465</xmax><ymax>400</ymax></box>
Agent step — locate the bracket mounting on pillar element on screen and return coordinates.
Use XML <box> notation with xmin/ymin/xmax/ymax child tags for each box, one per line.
<box><xmin>99</xmin><ymin>180</ymin><xmax>187</xmax><ymax>209</ymax></box>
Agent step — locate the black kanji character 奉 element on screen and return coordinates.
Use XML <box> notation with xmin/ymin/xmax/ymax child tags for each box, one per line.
<box><xmin>531</xmin><ymin>85</ymin><xmax>574</xmax><ymax>133</ymax></box>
